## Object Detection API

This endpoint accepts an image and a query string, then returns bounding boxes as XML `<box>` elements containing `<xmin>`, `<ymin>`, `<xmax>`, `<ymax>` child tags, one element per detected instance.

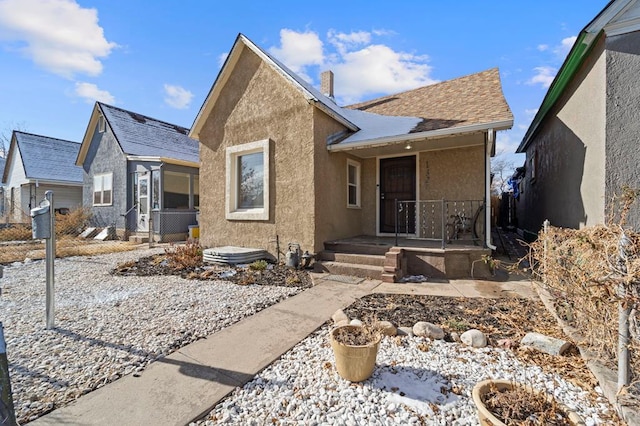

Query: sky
<box><xmin>0</xmin><ymin>0</ymin><xmax>610</xmax><ymax>176</ymax></box>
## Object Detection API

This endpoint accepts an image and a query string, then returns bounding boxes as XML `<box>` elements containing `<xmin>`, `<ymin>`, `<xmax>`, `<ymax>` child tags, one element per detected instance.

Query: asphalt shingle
<box><xmin>99</xmin><ymin>103</ymin><xmax>199</xmax><ymax>163</ymax></box>
<box><xmin>15</xmin><ymin>132</ymin><xmax>82</xmax><ymax>183</ymax></box>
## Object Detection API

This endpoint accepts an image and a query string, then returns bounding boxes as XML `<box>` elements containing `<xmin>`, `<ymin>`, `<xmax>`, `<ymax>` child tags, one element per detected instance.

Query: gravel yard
<box><xmin>0</xmin><ymin>247</ymin><xmax>302</xmax><ymax>424</ymax></box>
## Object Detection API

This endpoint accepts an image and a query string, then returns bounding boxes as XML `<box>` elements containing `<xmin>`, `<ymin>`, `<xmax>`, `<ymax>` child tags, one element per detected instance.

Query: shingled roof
<box><xmin>3</xmin><ymin>131</ymin><xmax>82</xmax><ymax>184</ymax></box>
<box><xmin>347</xmin><ymin>68</ymin><xmax>513</xmax><ymax>133</ymax></box>
<box><xmin>98</xmin><ymin>103</ymin><xmax>199</xmax><ymax>164</ymax></box>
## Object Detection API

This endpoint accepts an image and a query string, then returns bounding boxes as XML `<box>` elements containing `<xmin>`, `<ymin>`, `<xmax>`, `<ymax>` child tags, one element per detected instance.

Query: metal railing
<box><xmin>395</xmin><ymin>199</ymin><xmax>485</xmax><ymax>248</ymax></box>
<box><xmin>150</xmin><ymin>210</ymin><xmax>198</xmax><ymax>243</ymax></box>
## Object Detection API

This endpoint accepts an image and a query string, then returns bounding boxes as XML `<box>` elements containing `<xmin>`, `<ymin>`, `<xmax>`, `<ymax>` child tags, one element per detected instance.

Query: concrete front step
<box><xmin>318</xmin><ymin>251</ymin><xmax>385</xmax><ymax>267</ymax></box>
<box><xmin>323</xmin><ymin>241</ymin><xmax>389</xmax><ymax>256</ymax></box>
<box><xmin>129</xmin><ymin>235</ymin><xmax>149</xmax><ymax>244</ymax></box>
<box><xmin>314</xmin><ymin>261</ymin><xmax>383</xmax><ymax>280</ymax></box>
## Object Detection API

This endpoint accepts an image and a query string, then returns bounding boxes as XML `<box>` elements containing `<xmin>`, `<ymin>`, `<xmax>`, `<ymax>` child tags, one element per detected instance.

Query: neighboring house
<box><xmin>2</xmin><ymin>131</ymin><xmax>83</xmax><ymax>223</ymax></box>
<box><xmin>190</xmin><ymin>34</ymin><xmax>513</xmax><ymax>280</ymax></box>
<box><xmin>76</xmin><ymin>102</ymin><xmax>199</xmax><ymax>242</ymax></box>
<box><xmin>516</xmin><ymin>0</ymin><xmax>640</xmax><ymax>237</ymax></box>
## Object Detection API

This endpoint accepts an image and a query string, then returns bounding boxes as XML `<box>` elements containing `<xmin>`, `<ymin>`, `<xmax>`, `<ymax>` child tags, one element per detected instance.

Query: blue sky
<box><xmin>0</xmin><ymin>0</ymin><xmax>608</xmax><ymax>173</ymax></box>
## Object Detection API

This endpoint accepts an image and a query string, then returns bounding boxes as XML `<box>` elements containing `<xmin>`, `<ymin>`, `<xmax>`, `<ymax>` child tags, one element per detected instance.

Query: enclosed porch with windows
<box><xmin>125</xmin><ymin>161</ymin><xmax>199</xmax><ymax>242</ymax></box>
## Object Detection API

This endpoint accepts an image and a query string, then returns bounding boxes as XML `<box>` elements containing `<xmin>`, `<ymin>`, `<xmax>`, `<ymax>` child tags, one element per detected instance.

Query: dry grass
<box><xmin>0</xmin><ymin>240</ymin><xmax>137</xmax><ymax>264</ymax></box>
<box><xmin>332</xmin><ymin>325</ymin><xmax>382</xmax><ymax>346</ymax></box>
<box><xmin>164</xmin><ymin>239</ymin><xmax>202</xmax><ymax>270</ymax></box>
<box><xmin>525</xmin><ymin>187</ymin><xmax>640</xmax><ymax>379</ymax></box>
<box><xmin>482</xmin><ymin>381</ymin><xmax>573</xmax><ymax>425</ymax></box>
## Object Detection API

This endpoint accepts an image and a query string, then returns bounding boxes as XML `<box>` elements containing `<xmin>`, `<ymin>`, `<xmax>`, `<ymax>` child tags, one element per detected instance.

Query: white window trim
<box><xmin>98</xmin><ymin>115</ymin><xmax>106</xmax><ymax>133</ymax></box>
<box><xmin>347</xmin><ymin>159</ymin><xmax>361</xmax><ymax>208</ymax></box>
<box><xmin>93</xmin><ymin>172</ymin><xmax>113</xmax><ymax>206</ymax></box>
<box><xmin>225</xmin><ymin>139</ymin><xmax>270</xmax><ymax>220</ymax></box>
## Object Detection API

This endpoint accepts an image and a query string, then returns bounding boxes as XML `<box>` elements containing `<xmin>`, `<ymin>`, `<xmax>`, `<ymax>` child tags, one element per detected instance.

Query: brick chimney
<box><xmin>321</xmin><ymin>70</ymin><xmax>334</xmax><ymax>99</ymax></box>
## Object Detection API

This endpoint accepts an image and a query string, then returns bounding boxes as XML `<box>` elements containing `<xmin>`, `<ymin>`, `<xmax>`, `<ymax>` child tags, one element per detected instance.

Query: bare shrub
<box><xmin>55</xmin><ymin>207</ymin><xmax>92</xmax><ymax>237</ymax></box>
<box><xmin>164</xmin><ymin>239</ymin><xmax>203</xmax><ymax>270</ymax></box>
<box><xmin>526</xmin><ymin>186</ymin><xmax>640</xmax><ymax>376</ymax></box>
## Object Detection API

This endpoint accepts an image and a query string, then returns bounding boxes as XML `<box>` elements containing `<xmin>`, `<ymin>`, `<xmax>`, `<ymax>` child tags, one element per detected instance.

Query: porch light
<box><xmin>405</xmin><ymin>142</ymin><xmax>412</xmax><ymax>150</ymax></box>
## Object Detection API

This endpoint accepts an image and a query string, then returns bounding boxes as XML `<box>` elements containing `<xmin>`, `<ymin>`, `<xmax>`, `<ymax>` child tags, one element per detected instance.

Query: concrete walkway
<box><xmin>30</xmin><ymin>274</ymin><xmax>537</xmax><ymax>426</ymax></box>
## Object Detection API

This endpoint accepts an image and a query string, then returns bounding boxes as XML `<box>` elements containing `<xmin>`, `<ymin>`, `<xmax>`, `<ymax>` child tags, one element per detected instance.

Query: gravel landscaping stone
<box><xmin>0</xmin><ymin>247</ymin><xmax>301</xmax><ymax>424</ymax></box>
<box><xmin>191</xmin><ymin>326</ymin><xmax>616</xmax><ymax>425</ymax></box>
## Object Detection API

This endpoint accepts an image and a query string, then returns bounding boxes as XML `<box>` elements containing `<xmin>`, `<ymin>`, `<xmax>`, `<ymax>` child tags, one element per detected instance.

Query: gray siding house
<box><xmin>516</xmin><ymin>0</ymin><xmax>640</xmax><ymax>237</ymax></box>
<box><xmin>76</xmin><ymin>102</ymin><xmax>199</xmax><ymax>241</ymax></box>
<box><xmin>2</xmin><ymin>131</ymin><xmax>83</xmax><ymax>223</ymax></box>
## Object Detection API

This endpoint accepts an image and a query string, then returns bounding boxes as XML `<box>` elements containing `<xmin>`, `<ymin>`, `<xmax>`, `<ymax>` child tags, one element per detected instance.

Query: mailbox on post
<box><xmin>31</xmin><ymin>201</ymin><xmax>51</xmax><ymax>240</ymax></box>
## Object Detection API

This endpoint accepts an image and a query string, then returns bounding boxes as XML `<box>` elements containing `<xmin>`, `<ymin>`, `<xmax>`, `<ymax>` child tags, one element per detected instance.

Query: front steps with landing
<box><xmin>314</xmin><ymin>237</ymin><xmax>493</xmax><ymax>282</ymax></box>
<box><xmin>314</xmin><ymin>240</ymin><xmax>387</xmax><ymax>280</ymax></box>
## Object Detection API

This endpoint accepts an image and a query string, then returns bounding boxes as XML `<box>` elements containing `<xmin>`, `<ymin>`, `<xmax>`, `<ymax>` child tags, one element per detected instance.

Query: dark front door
<box><xmin>379</xmin><ymin>156</ymin><xmax>416</xmax><ymax>234</ymax></box>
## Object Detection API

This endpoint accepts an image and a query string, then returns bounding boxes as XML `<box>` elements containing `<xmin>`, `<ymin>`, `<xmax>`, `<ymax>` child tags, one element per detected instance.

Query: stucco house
<box><xmin>190</xmin><ymin>34</ymin><xmax>513</xmax><ymax>280</ymax></box>
<box><xmin>516</xmin><ymin>0</ymin><xmax>640</xmax><ymax>237</ymax></box>
<box><xmin>76</xmin><ymin>102</ymin><xmax>200</xmax><ymax>242</ymax></box>
<box><xmin>2</xmin><ymin>131</ymin><xmax>83</xmax><ymax>223</ymax></box>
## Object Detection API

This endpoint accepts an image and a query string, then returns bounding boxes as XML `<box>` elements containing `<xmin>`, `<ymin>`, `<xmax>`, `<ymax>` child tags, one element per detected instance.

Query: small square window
<box><xmin>226</xmin><ymin>140</ymin><xmax>270</xmax><ymax>220</ymax></box>
<box><xmin>98</xmin><ymin>115</ymin><xmax>106</xmax><ymax>133</ymax></box>
<box><xmin>347</xmin><ymin>159</ymin><xmax>361</xmax><ymax>208</ymax></box>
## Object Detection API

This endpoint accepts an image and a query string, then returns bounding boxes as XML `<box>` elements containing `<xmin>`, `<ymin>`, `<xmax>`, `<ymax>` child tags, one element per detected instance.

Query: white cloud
<box><xmin>554</xmin><ymin>36</ymin><xmax>577</xmax><ymax>57</ymax></box>
<box><xmin>163</xmin><ymin>84</ymin><xmax>193</xmax><ymax>109</ymax></box>
<box><xmin>537</xmin><ymin>44</ymin><xmax>549</xmax><ymax>52</ymax></box>
<box><xmin>524</xmin><ymin>108</ymin><xmax>538</xmax><ymax>118</ymax></box>
<box><xmin>269</xmin><ymin>28</ymin><xmax>437</xmax><ymax>104</ymax></box>
<box><xmin>0</xmin><ymin>0</ymin><xmax>117</xmax><ymax>78</ymax></box>
<box><xmin>327</xmin><ymin>29</ymin><xmax>371</xmax><ymax>54</ymax></box>
<box><xmin>330</xmin><ymin>45</ymin><xmax>437</xmax><ymax>103</ymax></box>
<box><xmin>74</xmin><ymin>82</ymin><xmax>114</xmax><ymax>104</ymax></box>
<box><xmin>268</xmin><ymin>29</ymin><xmax>323</xmax><ymax>80</ymax></box>
<box><xmin>527</xmin><ymin>66</ymin><xmax>556</xmax><ymax>88</ymax></box>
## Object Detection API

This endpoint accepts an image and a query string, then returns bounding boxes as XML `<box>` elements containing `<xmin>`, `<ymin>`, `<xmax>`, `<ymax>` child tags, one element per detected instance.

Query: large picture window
<box><xmin>226</xmin><ymin>139</ymin><xmax>270</xmax><ymax>220</ymax></box>
<box><xmin>93</xmin><ymin>173</ymin><xmax>113</xmax><ymax>206</ymax></box>
<box><xmin>347</xmin><ymin>159</ymin><xmax>361</xmax><ymax>208</ymax></box>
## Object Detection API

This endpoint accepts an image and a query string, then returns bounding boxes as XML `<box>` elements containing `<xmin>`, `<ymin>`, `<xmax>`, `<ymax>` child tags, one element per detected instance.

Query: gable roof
<box><xmin>77</xmin><ymin>102</ymin><xmax>199</xmax><ymax>167</ymax></box>
<box><xmin>517</xmin><ymin>0</ymin><xmax>637</xmax><ymax>153</ymax></box>
<box><xmin>3</xmin><ymin>131</ymin><xmax>82</xmax><ymax>184</ymax></box>
<box><xmin>190</xmin><ymin>34</ymin><xmax>513</xmax><ymax>151</ymax></box>
<box><xmin>190</xmin><ymin>33</ymin><xmax>359</xmax><ymax>140</ymax></box>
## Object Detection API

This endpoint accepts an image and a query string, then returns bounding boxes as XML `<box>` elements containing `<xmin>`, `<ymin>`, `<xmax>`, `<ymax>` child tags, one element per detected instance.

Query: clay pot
<box><xmin>330</xmin><ymin>325</ymin><xmax>381</xmax><ymax>382</ymax></box>
<box><xmin>472</xmin><ymin>379</ymin><xmax>585</xmax><ymax>426</ymax></box>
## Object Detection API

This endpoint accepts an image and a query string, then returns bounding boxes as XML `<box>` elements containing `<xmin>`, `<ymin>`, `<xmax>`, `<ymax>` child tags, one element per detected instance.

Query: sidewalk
<box><xmin>29</xmin><ymin>273</ymin><xmax>537</xmax><ymax>426</ymax></box>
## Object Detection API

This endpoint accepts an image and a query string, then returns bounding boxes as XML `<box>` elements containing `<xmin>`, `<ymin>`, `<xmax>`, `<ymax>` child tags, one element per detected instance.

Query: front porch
<box><xmin>314</xmin><ymin>235</ymin><xmax>493</xmax><ymax>282</ymax></box>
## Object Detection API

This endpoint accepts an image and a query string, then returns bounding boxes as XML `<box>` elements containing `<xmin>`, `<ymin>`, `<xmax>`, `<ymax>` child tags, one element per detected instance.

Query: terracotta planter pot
<box><xmin>330</xmin><ymin>325</ymin><xmax>381</xmax><ymax>382</ymax></box>
<box><xmin>472</xmin><ymin>379</ymin><xmax>585</xmax><ymax>426</ymax></box>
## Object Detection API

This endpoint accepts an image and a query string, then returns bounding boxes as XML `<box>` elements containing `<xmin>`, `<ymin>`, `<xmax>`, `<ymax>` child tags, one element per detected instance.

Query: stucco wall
<box><xmin>605</xmin><ymin>31</ymin><xmax>640</xmax><ymax>230</ymax></box>
<box><xmin>418</xmin><ymin>142</ymin><xmax>484</xmax><ymax>201</ymax></box>
<box><xmin>198</xmin><ymin>45</ymin><xmax>322</xmax><ymax>256</ymax></box>
<box><xmin>82</xmin><ymin>124</ymin><xmax>128</xmax><ymax>228</ymax></box>
<box><xmin>312</xmin><ymin>109</ymin><xmax>361</xmax><ymax>250</ymax></box>
<box><xmin>520</xmin><ymin>36</ymin><xmax>606</xmax><ymax>234</ymax></box>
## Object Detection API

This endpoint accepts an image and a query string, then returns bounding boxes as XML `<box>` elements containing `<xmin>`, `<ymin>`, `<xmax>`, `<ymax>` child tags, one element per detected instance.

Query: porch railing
<box><xmin>395</xmin><ymin>199</ymin><xmax>485</xmax><ymax>248</ymax></box>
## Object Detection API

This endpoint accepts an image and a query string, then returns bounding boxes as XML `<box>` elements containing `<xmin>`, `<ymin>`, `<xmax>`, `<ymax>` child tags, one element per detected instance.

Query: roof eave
<box><xmin>126</xmin><ymin>155</ymin><xmax>199</xmax><ymax>168</ymax></box>
<box><xmin>26</xmin><ymin>178</ymin><xmax>83</xmax><ymax>186</ymax></box>
<box><xmin>517</xmin><ymin>0</ymin><xmax>634</xmax><ymax>153</ymax></box>
<box><xmin>328</xmin><ymin>119</ymin><xmax>513</xmax><ymax>153</ymax></box>
<box><xmin>76</xmin><ymin>103</ymin><xmax>102</xmax><ymax>166</ymax></box>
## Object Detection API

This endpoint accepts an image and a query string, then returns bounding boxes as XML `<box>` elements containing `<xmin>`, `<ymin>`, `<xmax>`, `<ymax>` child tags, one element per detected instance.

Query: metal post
<box><xmin>148</xmin><ymin>214</ymin><xmax>153</xmax><ymax>249</ymax></box>
<box><xmin>441</xmin><ymin>200</ymin><xmax>446</xmax><ymax>249</ymax></box>
<box><xmin>45</xmin><ymin>191</ymin><xmax>55</xmax><ymax>330</ymax></box>
<box><xmin>394</xmin><ymin>199</ymin><xmax>399</xmax><ymax>246</ymax></box>
<box><xmin>618</xmin><ymin>232</ymin><xmax>631</xmax><ymax>391</ymax></box>
<box><xmin>0</xmin><ymin>323</ymin><xmax>17</xmax><ymax>426</ymax></box>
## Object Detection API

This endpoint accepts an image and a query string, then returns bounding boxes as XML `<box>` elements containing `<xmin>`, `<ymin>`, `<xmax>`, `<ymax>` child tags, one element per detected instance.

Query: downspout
<box><xmin>485</xmin><ymin>130</ymin><xmax>497</xmax><ymax>250</ymax></box>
